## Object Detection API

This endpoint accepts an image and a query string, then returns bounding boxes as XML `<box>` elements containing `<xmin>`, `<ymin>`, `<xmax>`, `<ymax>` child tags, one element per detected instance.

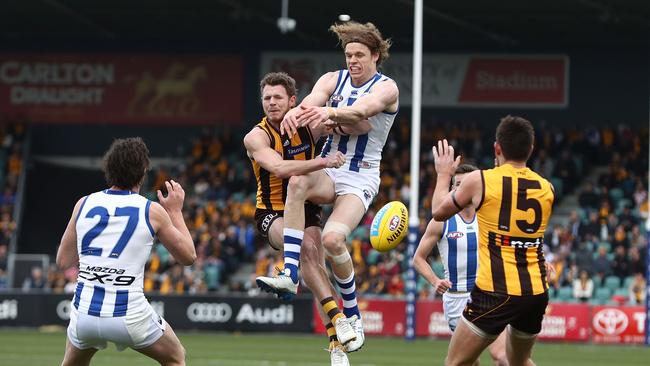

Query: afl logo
<box><xmin>447</xmin><ymin>231</ymin><xmax>464</xmax><ymax>239</ymax></box>
<box><xmin>330</xmin><ymin>94</ymin><xmax>344</xmax><ymax>103</ymax></box>
<box><xmin>593</xmin><ymin>308</ymin><xmax>628</xmax><ymax>335</ymax></box>
<box><xmin>388</xmin><ymin>215</ymin><xmax>401</xmax><ymax>231</ymax></box>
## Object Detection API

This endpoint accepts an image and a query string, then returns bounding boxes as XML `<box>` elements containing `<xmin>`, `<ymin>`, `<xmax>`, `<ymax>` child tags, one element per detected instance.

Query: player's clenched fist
<box><xmin>323</xmin><ymin>151</ymin><xmax>346</xmax><ymax>168</ymax></box>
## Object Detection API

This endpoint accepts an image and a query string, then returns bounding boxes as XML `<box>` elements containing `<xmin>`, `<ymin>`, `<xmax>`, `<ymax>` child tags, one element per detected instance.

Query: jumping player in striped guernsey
<box><xmin>414</xmin><ymin>164</ymin><xmax>517</xmax><ymax>366</ymax></box>
<box><xmin>432</xmin><ymin>116</ymin><xmax>553</xmax><ymax>366</ymax></box>
<box><xmin>57</xmin><ymin>138</ymin><xmax>196</xmax><ymax>366</ymax></box>
<box><xmin>256</xmin><ymin>21</ymin><xmax>399</xmax><ymax>353</ymax></box>
<box><xmin>246</xmin><ymin>72</ymin><xmax>373</xmax><ymax>365</ymax></box>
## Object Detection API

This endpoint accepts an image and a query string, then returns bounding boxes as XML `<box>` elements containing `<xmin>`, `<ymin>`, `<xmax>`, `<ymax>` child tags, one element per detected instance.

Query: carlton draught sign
<box><xmin>0</xmin><ymin>54</ymin><xmax>243</xmax><ymax>123</ymax></box>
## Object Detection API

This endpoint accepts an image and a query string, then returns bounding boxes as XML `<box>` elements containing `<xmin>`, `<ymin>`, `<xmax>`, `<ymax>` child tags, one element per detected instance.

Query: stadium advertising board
<box><xmin>313</xmin><ymin>298</ymin><xmax>407</xmax><ymax>336</ymax></box>
<box><xmin>0</xmin><ymin>293</ymin><xmax>312</xmax><ymax>332</ymax></box>
<box><xmin>538</xmin><ymin>303</ymin><xmax>590</xmax><ymax>342</ymax></box>
<box><xmin>0</xmin><ymin>54</ymin><xmax>243</xmax><ymax>123</ymax></box>
<box><xmin>591</xmin><ymin>306</ymin><xmax>646</xmax><ymax>344</ymax></box>
<box><xmin>261</xmin><ymin>53</ymin><xmax>568</xmax><ymax>108</ymax></box>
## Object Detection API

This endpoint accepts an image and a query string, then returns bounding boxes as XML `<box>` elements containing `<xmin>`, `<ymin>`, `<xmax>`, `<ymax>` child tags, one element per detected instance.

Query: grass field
<box><xmin>0</xmin><ymin>329</ymin><xmax>647</xmax><ymax>365</ymax></box>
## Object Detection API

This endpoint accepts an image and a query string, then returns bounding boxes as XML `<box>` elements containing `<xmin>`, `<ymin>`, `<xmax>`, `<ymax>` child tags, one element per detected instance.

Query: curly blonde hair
<box><xmin>329</xmin><ymin>22</ymin><xmax>391</xmax><ymax>67</ymax></box>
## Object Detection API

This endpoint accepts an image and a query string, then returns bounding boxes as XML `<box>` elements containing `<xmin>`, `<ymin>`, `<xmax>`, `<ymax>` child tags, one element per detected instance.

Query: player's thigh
<box><xmin>505</xmin><ymin>327</ymin><xmax>537</xmax><ymax>366</ymax></box>
<box><xmin>328</xmin><ymin>194</ymin><xmax>367</xmax><ymax>232</ymax></box>
<box><xmin>267</xmin><ymin>216</ymin><xmax>285</xmax><ymax>250</ymax></box>
<box><xmin>487</xmin><ymin>330</ymin><xmax>508</xmax><ymax>364</ymax></box>
<box><xmin>135</xmin><ymin>323</ymin><xmax>186</xmax><ymax>365</ymax></box>
<box><xmin>288</xmin><ymin>171</ymin><xmax>336</xmax><ymax>204</ymax></box>
<box><xmin>61</xmin><ymin>338</ymin><xmax>98</xmax><ymax>366</ymax></box>
<box><xmin>445</xmin><ymin>318</ymin><xmax>494</xmax><ymax>366</ymax></box>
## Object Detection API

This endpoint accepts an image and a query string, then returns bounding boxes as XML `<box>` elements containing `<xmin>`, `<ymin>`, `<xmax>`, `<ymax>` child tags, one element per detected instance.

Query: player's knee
<box><xmin>287</xmin><ymin>175</ymin><xmax>309</xmax><ymax>197</ymax></box>
<box><xmin>490</xmin><ymin>351</ymin><xmax>508</xmax><ymax>366</ymax></box>
<box><xmin>322</xmin><ymin>232</ymin><xmax>345</xmax><ymax>254</ymax></box>
<box><xmin>300</xmin><ymin>240</ymin><xmax>319</xmax><ymax>264</ymax></box>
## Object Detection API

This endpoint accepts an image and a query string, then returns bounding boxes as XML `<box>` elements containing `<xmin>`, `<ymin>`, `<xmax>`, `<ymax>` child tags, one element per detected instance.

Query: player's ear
<box><xmin>372</xmin><ymin>52</ymin><xmax>379</xmax><ymax>63</ymax></box>
<box><xmin>289</xmin><ymin>95</ymin><xmax>296</xmax><ymax>107</ymax></box>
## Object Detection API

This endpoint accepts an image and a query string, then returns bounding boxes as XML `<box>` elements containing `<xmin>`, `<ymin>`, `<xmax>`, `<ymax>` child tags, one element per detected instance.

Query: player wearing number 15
<box><xmin>431</xmin><ymin>116</ymin><xmax>554</xmax><ymax>366</ymax></box>
<box><xmin>56</xmin><ymin>137</ymin><xmax>196</xmax><ymax>366</ymax></box>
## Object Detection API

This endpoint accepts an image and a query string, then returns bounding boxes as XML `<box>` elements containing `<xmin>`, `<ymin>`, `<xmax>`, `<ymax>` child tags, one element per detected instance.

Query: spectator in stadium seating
<box><xmin>628</xmin><ymin>246</ymin><xmax>646</xmax><ymax>277</ymax></box>
<box><xmin>628</xmin><ymin>272</ymin><xmax>647</xmax><ymax>305</ymax></box>
<box><xmin>611</xmin><ymin>245</ymin><xmax>629</xmax><ymax>281</ymax></box>
<box><xmin>567</xmin><ymin>210</ymin><xmax>583</xmax><ymax>242</ymax></box>
<box><xmin>22</xmin><ymin>266</ymin><xmax>47</xmax><ymax>292</ymax></box>
<box><xmin>618</xmin><ymin>205</ymin><xmax>638</xmax><ymax>232</ymax></box>
<box><xmin>578</xmin><ymin>181</ymin><xmax>600</xmax><ymax>210</ymax></box>
<box><xmin>592</xmin><ymin>245</ymin><xmax>612</xmax><ymax>286</ymax></box>
<box><xmin>574</xmin><ymin>239</ymin><xmax>595</xmax><ymax>276</ymax></box>
<box><xmin>611</xmin><ymin>225</ymin><xmax>630</xmax><ymax>249</ymax></box>
<box><xmin>572</xmin><ymin>270</ymin><xmax>594</xmax><ymax>303</ymax></box>
<box><xmin>582</xmin><ymin>212</ymin><xmax>601</xmax><ymax>239</ymax></box>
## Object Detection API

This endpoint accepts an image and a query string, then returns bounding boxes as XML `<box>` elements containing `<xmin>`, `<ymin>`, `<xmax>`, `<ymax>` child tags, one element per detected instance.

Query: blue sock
<box><xmin>334</xmin><ymin>271</ymin><xmax>360</xmax><ymax>318</ymax></box>
<box><xmin>283</xmin><ymin>228</ymin><xmax>303</xmax><ymax>284</ymax></box>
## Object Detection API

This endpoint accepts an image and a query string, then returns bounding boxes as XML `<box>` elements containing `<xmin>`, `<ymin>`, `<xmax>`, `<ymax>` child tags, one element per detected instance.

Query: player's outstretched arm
<box><xmin>281</xmin><ymin>71</ymin><xmax>338</xmax><ymax>137</ymax></box>
<box><xmin>431</xmin><ymin>139</ymin><xmax>482</xmax><ymax>221</ymax></box>
<box><xmin>412</xmin><ymin>219</ymin><xmax>452</xmax><ymax>294</ymax></box>
<box><xmin>297</xmin><ymin>79</ymin><xmax>398</xmax><ymax>129</ymax></box>
<box><xmin>244</xmin><ymin>128</ymin><xmax>345</xmax><ymax>179</ymax></box>
<box><xmin>151</xmin><ymin>180</ymin><xmax>196</xmax><ymax>266</ymax></box>
<box><xmin>56</xmin><ymin>196</ymin><xmax>85</xmax><ymax>269</ymax></box>
<box><xmin>311</xmin><ymin>118</ymin><xmax>373</xmax><ymax>140</ymax></box>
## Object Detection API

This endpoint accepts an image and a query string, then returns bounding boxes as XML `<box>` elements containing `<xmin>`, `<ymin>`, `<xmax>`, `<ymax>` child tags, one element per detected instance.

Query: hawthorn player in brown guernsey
<box><xmin>244</xmin><ymin>72</ymin><xmax>371</xmax><ymax>365</ymax></box>
<box><xmin>431</xmin><ymin>116</ymin><xmax>553</xmax><ymax>366</ymax></box>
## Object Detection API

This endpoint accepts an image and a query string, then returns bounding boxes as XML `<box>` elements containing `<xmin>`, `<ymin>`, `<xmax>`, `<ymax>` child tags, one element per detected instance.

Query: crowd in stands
<box><xmin>0</xmin><ymin>123</ymin><xmax>24</xmax><ymax>290</ymax></box>
<box><xmin>12</xmin><ymin>120</ymin><xmax>650</xmax><ymax>306</ymax></box>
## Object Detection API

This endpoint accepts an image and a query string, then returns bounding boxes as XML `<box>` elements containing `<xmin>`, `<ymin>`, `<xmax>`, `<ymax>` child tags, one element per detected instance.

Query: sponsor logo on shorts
<box><xmin>363</xmin><ymin>189</ymin><xmax>372</xmax><ymax>202</ymax></box>
<box><xmin>261</xmin><ymin>212</ymin><xmax>279</xmax><ymax>233</ymax></box>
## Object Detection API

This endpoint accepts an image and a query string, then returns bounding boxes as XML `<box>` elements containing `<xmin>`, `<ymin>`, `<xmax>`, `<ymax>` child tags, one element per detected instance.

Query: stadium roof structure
<box><xmin>1</xmin><ymin>0</ymin><xmax>648</xmax><ymax>50</ymax></box>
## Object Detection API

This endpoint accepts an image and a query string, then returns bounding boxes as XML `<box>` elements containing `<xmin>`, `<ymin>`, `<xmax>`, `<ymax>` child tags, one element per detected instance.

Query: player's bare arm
<box><xmin>298</xmin><ymin>79</ymin><xmax>398</xmax><ymax>130</ymax></box>
<box><xmin>431</xmin><ymin>139</ymin><xmax>482</xmax><ymax>221</ymax></box>
<box><xmin>310</xmin><ymin>118</ymin><xmax>373</xmax><ymax>141</ymax></box>
<box><xmin>281</xmin><ymin>71</ymin><xmax>338</xmax><ymax>137</ymax></box>
<box><xmin>244</xmin><ymin>127</ymin><xmax>345</xmax><ymax>178</ymax></box>
<box><xmin>56</xmin><ymin>196</ymin><xmax>85</xmax><ymax>270</ymax></box>
<box><xmin>150</xmin><ymin>180</ymin><xmax>196</xmax><ymax>266</ymax></box>
<box><xmin>412</xmin><ymin>219</ymin><xmax>453</xmax><ymax>294</ymax></box>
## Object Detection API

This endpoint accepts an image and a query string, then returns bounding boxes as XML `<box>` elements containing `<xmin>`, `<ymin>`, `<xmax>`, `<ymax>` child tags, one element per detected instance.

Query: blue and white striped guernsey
<box><xmin>438</xmin><ymin>213</ymin><xmax>479</xmax><ymax>293</ymax></box>
<box><xmin>321</xmin><ymin>69</ymin><xmax>398</xmax><ymax>175</ymax></box>
<box><xmin>72</xmin><ymin>189</ymin><xmax>155</xmax><ymax>317</ymax></box>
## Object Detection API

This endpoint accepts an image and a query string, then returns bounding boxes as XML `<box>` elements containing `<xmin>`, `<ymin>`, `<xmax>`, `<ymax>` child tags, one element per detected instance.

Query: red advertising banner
<box><xmin>313</xmin><ymin>298</ymin><xmax>407</xmax><ymax>336</ymax></box>
<box><xmin>458</xmin><ymin>56</ymin><xmax>568</xmax><ymax>107</ymax></box>
<box><xmin>0</xmin><ymin>54</ymin><xmax>243</xmax><ymax>124</ymax></box>
<box><xmin>415</xmin><ymin>300</ymin><xmax>451</xmax><ymax>337</ymax></box>
<box><xmin>538</xmin><ymin>303</ymin><xmax>590</xmax><ymax>342</ymax></box>
<box><xmin>592</xmin><ymin>306</ymin><xmax>646</xmax><ymax>344</ymax></box>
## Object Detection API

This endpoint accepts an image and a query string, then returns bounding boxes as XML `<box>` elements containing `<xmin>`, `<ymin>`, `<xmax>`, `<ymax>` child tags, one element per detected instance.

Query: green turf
<box><xmin>0</xmin><ymin>329</ymin><xmax>647</xmax><ymax>365</ymax></box>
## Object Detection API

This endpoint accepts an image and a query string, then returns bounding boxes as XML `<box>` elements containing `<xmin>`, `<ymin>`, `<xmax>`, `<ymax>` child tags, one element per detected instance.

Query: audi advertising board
<box><xmin>0</xmin><ymin>293</ymin><xmax>313</xmax><ymax>332</ymax></box>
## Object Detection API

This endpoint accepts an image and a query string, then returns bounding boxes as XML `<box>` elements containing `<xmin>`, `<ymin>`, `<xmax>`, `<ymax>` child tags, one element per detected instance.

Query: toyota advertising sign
<box><xmin>592</xmin><ymin>306</ymin><xmax>646</xmax><ymax>344</ymax></box>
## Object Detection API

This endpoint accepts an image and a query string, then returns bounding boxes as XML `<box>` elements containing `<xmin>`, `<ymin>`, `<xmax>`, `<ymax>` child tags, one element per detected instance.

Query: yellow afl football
<box><xmin>369</xmin><ymin>201</ymin><xmax>408</xmax><ymax>252</ymax></box>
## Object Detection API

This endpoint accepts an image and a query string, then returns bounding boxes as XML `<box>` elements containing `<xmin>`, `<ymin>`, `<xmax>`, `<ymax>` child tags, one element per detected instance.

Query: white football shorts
<box><xmin>324</xmin><ymin>168</ymin><xmax>380</xmax><ymax>211</ymax></box>
<box><xmin>443</xmin><ymin>291</ymin><xmax>471</xmax><ymax>332</ymax></box>
<box><xmin>67</xmin><ymin>302</ymin><xmax>166</xmax><ymax>351</ymax></box>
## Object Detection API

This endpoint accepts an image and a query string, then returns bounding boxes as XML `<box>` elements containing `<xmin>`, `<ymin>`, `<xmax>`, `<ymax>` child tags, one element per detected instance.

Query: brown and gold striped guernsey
<box><xmin>476</xmin><ymin>164</ymin><xmax>554</xmax><ymax>296</ymax></box>
<box><xmin>250</xmin><ymin>117</ymin><xmax>315</xmax><ymax>210</ymax></box>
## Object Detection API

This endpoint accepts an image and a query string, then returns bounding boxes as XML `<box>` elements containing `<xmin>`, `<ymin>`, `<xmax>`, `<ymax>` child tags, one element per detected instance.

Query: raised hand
<box><xmin>432</xmin><ymin>139</ymin><xmax>461</xmax><ymax>177</ymax></box>
<box><xmin>157</xmin><ymin>180</ymin><xmax>185</xmax><ymax>212</ymax></box>
<box><xmin>280</xmin><ymin>107</ymin><xmax>300</xmax><ymax>138</ymax></box>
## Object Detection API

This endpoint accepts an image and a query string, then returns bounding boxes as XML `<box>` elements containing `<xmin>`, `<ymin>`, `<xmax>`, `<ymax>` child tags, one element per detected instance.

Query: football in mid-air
<box><xmin>369</xmin><ymin>201</ymin><xmax>409</xmax><ymax>252</ymax></box>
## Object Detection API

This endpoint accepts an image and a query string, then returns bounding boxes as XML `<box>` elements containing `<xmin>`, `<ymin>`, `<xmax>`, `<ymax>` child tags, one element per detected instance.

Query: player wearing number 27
<box><xmin>57</xmin><ymin>138</ymin><xmax>196</xmax><ymax>366</ymax></box>
<box><xmin>431</xmin><ymin>116</ymin><xmax>554</xmax><ymax>366</ymax></box>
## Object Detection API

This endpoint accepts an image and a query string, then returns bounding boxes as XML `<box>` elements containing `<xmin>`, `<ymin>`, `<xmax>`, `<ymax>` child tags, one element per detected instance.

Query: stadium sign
<box><xmin>592</xmin><ymin>306</ymin><xmax>646</xmax><ymax>344</ymax></box>
<box><xmin>261</xmin><ymin>52</ymin><xmax>568</xmax><ymax>108</ymax></box>
<box><xmin>0</xmin><ymin>54</ymin><xmax>243</xmax><ymax>123</ymax></box>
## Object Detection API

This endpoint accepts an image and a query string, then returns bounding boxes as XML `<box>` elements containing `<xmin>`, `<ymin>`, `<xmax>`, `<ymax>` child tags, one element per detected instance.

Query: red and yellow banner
<box><xmin>0</xmin><ymin>54</ymin><xmax>243</xmax><ymax>123</ymax></box>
